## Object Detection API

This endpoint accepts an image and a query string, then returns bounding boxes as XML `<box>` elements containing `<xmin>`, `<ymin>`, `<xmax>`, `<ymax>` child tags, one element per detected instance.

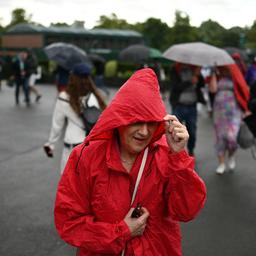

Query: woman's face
<box><xmin>118</xmin><ymin>122</ymin><xmax>158</xmax><ymax>155</ymax></box>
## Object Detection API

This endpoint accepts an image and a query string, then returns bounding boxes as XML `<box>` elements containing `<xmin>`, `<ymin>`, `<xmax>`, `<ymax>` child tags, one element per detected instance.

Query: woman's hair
<box><xmin>66</xmin><ymin>74</ymin><xmax>92</xmax><ymax>115</ymax></box>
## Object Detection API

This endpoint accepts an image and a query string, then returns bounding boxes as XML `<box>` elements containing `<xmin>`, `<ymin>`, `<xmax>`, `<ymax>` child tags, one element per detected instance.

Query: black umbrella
<box><xmin>88</xmin><ymin>53</ymin><xmax>106</xmax><ymax>64</ymax></box>
<box><xmin>88</xmin><ymin>54</ymin><xmax>106</xmax><ymax>76</ymax></box>
<box><xmin>119</xmin><ymin>44</ymin><xmax>163</xmax><ymax>63</ymax></box>
<box><xmin>44</xmin><ymin>42</ymin><xmax>93</xmax><ymax>70</ymax></box>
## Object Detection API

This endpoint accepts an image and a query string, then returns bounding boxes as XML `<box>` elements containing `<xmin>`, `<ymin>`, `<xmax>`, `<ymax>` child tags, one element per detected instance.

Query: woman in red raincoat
<box><xmin>54</xmin><ymin>68</ymin><xmax>206</xmax><ymax>256</ymax></box>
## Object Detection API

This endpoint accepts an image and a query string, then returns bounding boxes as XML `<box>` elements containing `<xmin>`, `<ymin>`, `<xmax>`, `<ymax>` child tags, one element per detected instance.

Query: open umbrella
<box><xmin>119</xmin><ymin>44</ymin><xmax>163</xmax><ymax>63</ymax></box>
<box><xmin>88</xmin><ymin>53</ymin><xmax>106</xmax><ymax>64</ymax></box>
<box><xmin>44</xmin><ymin>42</ymin><xmax>93</xmax><ymax>70</ymax></box>
<box><xmin>163</xmin><ymin>42</ymin><xmax>234</xmax><ymax>66</ymax></box>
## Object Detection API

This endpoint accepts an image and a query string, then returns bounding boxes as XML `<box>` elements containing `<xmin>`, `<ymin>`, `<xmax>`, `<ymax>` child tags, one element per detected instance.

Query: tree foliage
<box><xmin>198</xmin><ymin>20</ymin><xmax>225</xmax><ymax>46</ymax></box>
<box><xmin>246</xmin><ymin>21</ymin><xmax>256</xmax><ymax>49</ymax></box>
<box><xmin>170</xmin><ymin>11</ymin><xmax>199</xmax><ymax>44</ymax></box>
<box><xmin>72</xmin><ymin>20</ymin><xmax>85</xmax><ymax>28</ymax></box>
<box><xmin>94</xmin><ymin>13</ymin><xmax>132</xmax><ymax>30</ymax></box>
<box><xmin>136</xmin><ymin>18</ymin><xmax>171</xmax><ymax>51</ymax></box>
<box><xmin>50</xmin><ymin>22</ymin><xmax>69</xmax><ymax>27</ymax></box>
<box><xmin>7</xmin><ymin>8</ymin><xmax>32</xmax><ymax>28</ymax></box>
<box><xmin>3</xmin><ymin>8</ymin><xmax>256</xmax><ymax>51</ymax></box>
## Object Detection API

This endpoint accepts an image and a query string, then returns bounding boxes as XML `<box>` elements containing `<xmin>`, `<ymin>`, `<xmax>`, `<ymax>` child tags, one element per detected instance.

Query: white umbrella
<box><xmin>163</xmin><ymin>42</ymin><xmax>234</xmax><ymax>66</ymax></box>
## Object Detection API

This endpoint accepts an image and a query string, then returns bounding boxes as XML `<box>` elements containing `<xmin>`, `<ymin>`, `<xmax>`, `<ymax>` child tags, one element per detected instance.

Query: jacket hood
<box><xmin>85</xmin><ymin>68</ymin><xmax>167</xmax><ymax>144</ymax></box>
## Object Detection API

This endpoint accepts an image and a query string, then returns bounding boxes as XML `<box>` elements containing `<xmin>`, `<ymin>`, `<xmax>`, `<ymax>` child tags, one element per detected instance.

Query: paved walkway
<box><xmin>0</xmin><ymin>83</ymin><xmax>255</xmax><ymax>256</ymax></box>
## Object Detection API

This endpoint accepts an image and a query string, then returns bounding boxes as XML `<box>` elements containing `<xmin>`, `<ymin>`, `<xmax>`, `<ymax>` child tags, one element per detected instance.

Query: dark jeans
<box><xmin>15</xmin><ymin>77</ymin><xmax>30</xmax><ymax>104</ymax></box>
<box><xmin>173</xmin><ymin>104</ymin><xmax>198</xmax><ymax>154</ymax></box>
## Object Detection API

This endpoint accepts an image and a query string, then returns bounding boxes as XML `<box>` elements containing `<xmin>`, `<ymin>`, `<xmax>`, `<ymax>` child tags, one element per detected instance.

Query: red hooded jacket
<box><xmin>54</xmin><ymin>68</ymin><xmax>206</xmax><ymax>256</ymax></box>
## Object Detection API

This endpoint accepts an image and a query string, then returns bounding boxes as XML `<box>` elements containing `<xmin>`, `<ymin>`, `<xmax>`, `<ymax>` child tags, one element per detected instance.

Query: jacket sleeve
<box><xmin>164</xmin><ymin>150</ymin><xmax>206</xmax><ymax>222</ymax></box>
<box><xmin>54</xmin><ymin>147</ymin><xmax>131</xmax><ymax>254</ymax></box>
<box><xmin>45</xmin><ymin>99</ymin><xmax>66</xmax><ymax>149</ymax></box>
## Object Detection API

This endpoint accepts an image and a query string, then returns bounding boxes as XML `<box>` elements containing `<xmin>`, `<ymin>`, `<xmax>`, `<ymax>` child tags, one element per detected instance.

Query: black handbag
<box><xmin>237</xmin><ymin>121</ymin><xmax>254</xmax><ymax>149</ymax></box>
<box><xmin>243</xmin><ymin>113</ymin><xmax>256</xmax><ymax>138</ymax></box>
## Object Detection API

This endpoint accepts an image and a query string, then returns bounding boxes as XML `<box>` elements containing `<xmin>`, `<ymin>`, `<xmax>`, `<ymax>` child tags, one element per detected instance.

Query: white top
<box><xmin>45</xmin><ymin>91</ymin><xmax>99</xmax><ymax>150</ymax></box>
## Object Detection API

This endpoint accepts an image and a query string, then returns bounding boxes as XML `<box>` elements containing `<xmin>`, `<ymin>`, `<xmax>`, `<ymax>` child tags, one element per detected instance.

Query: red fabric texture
<box><xmin>54</xmin><ymin>68</ymin><xmax>206</xmax><ymax>256</ymax></box>
<box><xmin>228</xmin><ymin>64</ymin><xmax>250</xmax><ymax>111</ymax></box>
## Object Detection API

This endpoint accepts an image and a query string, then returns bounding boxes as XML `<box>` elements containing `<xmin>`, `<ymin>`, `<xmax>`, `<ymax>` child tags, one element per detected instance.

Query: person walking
<box><xmin>43</xmin><ymin>63</ymin><xmax>106</xmax><ymax>173</ymax></box>
<box><xmin>54</xmin><ymin>68</ymin><xmax>206</xmax><ymax>256</ymax></box>
<box><xmin>12</xmin><ymin>51</ymin><xmax>30</xmax><ymax>105</ymax></box>
<box><xmin>26</xmin><ymin>50</ymin><xmax>42</xmax><ymax>102</ymax></box>
<box><xmin>169</xmin><ymin>62</ymin><xmax>206</xmax><ymax>156</ymax></box>
<box><xmin>209</xmin><ymin>64</ymin><xmax>250</xmax><ymax>174</ymax></box>
<box><xmin>245</xmin><ymin>56</ymin><xmax>256</xmax><ymax>87</ymax></box>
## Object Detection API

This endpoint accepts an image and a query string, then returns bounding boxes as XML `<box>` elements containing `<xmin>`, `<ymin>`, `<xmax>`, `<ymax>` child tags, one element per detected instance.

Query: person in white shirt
<box><xmin>44</xmin><ymin>63</ymin><xmax>107</xmax><ymax>173</ymax></box>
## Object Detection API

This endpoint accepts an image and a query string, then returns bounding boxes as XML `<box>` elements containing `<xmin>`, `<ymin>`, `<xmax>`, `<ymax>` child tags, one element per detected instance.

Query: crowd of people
<box><xmin>168</xmin><ymin>53</ymin><xmax>255</xmax><ymax>175</ymax></box>
<box><xmin>48</xmin><ymin>57</ymin><xmax>254</xmax><ymax>255</ymax></box>
<box><xmin>1</xmin><ymin>45</ymin><xmax>256</xmax><ymax>255</ymax></box>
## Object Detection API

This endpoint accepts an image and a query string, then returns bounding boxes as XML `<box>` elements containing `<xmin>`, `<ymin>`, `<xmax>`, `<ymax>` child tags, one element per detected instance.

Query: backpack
<box><xmin>80</xmin><ymin>95</ymin><xmax>101</xmax><ymax>135</ymax></box>
<box><xmin>58</xmin><ymin>93</ymin><xmax>101</xmax><ymax>135</ymax></box>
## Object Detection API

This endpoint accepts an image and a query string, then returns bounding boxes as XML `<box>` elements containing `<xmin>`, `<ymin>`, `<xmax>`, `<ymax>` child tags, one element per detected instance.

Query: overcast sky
<box><xmin>1</xmin><ymin>0</ymin><xmax>256</xmax><ymax>29</ymax></box>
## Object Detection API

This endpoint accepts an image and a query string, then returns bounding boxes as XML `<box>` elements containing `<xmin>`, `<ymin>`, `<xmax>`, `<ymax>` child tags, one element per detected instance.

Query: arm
<box><xmin>54</xmin><ymin>147</ymin><xmax>131</xmax><ymax>254</ymax></box>
<box><xmin>88</xmin><ymin>76</ymin><xmax>107</xmax><ymax>110</ymax></box>
<box><xmin>44</xmin><ymin>99</ymin><xmax>67</xmax><ymax>150</ymax></box>
<box><xmin>208</xmin><ymin>73</ymin><xmax>218</xmax><ymax>93</ymax></box>
<box><xmin>165</xmin><ymin>151</ymin><xmax>206</xmax><ymax>221</ymax></box>
<box><xmin>162</xmin><ymin>115</ymin><xmax>206</xmax><ymax>221</ymax></box>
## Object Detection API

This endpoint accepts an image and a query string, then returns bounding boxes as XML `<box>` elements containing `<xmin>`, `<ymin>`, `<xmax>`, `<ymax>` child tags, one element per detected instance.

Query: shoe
<box><xmin>216</xmin><ymin>163</ymin><xmax>226</xmax><ymax>174</ymax></box>
<box><xmin>35</xmin><ymin>95</ymin><xmax>42</xmax><ymax>102</ymax></box>
<box><xmin>228</xmin><ymin>156</ymin><xmax>236</xmax><ymax>170</ymax></box>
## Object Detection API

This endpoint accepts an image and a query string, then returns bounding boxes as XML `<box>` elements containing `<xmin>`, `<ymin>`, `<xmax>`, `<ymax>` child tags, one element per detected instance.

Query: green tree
<box><xmin>198</xmin><ymin>19</ymin><xmax>225</xmax><ymax>46</ymax></box>
<box><xmin>50</xmin><ymin>22</ymin><xmax>69</xmax><ymax>27</ymax></box>
<box><xmin>221</xmin><ymin>27</ymin><xmax>245</xmax><ymax>48</ymax></box>
<box><xmin>246</xmin><ymin>21</ymin><xmax>256</xmax><ymax>49</ymax></box>
<box><xmin>7</xmin><ymin>8</ymin><xmax>32</xmax><ymax>28</ymax></box>
<box><xmin>94</xmin><ymin>13</ymin><xmax>132</xmax><ymax>29</ymax></box>
<box><xmin>72</xmin><ymin>20</ymin><xmax>85</xmax><ymax>28</ymax></box>
<box><xmin>170</xmin><ymin>10</ymin><xmax>199</xmax><ymax>44</ymax></box>
<box><xmin>137</xmin><ymin>18</ymin><xmax>171</xmax><ymax>51</ymax></box>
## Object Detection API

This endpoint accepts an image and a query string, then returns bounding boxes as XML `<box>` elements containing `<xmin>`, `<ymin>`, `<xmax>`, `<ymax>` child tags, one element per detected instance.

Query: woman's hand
<box><xmin>163</xmin><ymin>114</ymin><xmax>189</xmax><ymax>153</ymax></box>
<box><xmin>243</xmin><ymin>110</ymin><xmax>252</xmax><ymax>118</ymax></box>
<box><xmin>124</xmin><ymin>207</ymin><xmax>149</xmax><ymax>237</ymax></box>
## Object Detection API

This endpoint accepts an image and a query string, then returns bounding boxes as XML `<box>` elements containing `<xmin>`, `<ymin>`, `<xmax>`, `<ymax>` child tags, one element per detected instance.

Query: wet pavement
<box><xmin>0</xmin><ymin>83</ymin><xmax>256</xmax><ymax>256</ymax></box>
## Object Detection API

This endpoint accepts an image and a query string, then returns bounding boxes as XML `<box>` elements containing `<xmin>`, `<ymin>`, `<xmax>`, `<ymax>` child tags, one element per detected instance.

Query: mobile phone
<box><xmin>131</xmin><ymin>203</ymin><xmax>143</xmax><ymax>218</ymax></box>
<box><xmin>44</xmin><ymin>145</ymin><xmax>53</xmax><ymax>158</ymax></box>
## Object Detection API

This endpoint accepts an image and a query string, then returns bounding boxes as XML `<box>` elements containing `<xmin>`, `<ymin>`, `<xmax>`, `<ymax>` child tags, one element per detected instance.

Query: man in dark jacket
<box><xmin>169</xmin><ymin>63</ymin><xmax>206</xmax><ymax>156</ymax></box>
<box><xmin>12</xmin><ymin>51</ymin><xmax>30</xmax><ymax>105</ymax></box>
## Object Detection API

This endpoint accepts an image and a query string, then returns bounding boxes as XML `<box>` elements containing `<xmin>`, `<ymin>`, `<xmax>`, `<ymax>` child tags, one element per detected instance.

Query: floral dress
<box><xmin>213</xmin><ymin>77</ymin><xmax>242</xmax><ymax>156</ymax></box>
